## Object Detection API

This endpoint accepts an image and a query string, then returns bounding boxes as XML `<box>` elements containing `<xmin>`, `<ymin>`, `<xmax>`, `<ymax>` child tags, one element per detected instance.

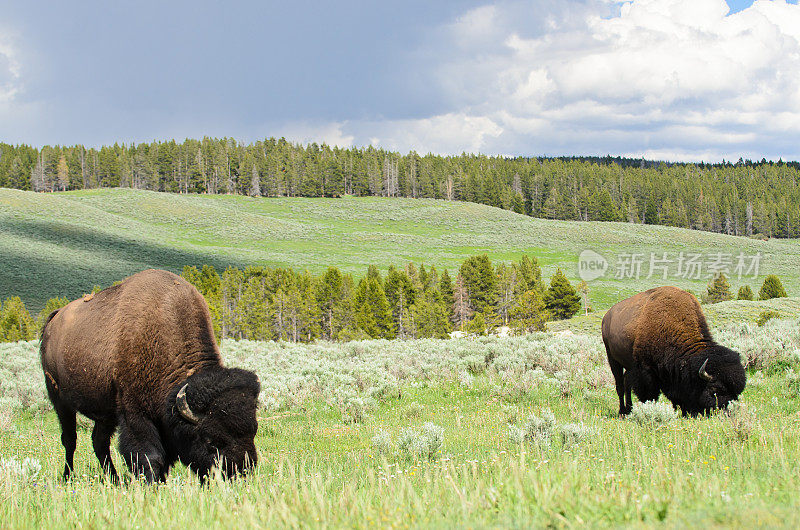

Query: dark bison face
<box><xmin>688</xmin><ymin>348</ymin><xmax>746</xmax><ymax>415</ymax></box>
<box><xmin>171</xmin><ymin>368</ymin><xmax>260</xmax><ymax>480</ymax></box>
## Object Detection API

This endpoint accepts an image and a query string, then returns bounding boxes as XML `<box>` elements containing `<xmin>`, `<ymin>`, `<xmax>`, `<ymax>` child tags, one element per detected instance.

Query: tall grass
<box><xmin>2</xmin><ymin>315</ymin><xmax>800</xmax><ymax>527</ymax></box>
<box><xmin>2</xmin><ymin>373</ymin><xmax>800</xmax><ymax>527</ymax></box>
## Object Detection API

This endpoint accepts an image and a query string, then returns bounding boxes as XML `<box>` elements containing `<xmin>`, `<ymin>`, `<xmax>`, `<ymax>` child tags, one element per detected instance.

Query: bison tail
<box><xmin>41</xmin><ymin>309</ymin><xmax>60</xmax><ymax>336</ymax></box>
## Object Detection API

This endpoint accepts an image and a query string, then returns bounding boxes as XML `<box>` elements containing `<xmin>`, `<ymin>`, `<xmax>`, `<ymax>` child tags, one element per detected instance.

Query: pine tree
<box><xmin>704</xmin><ymin>273</ymin><xmax>732</xmax><ymax>304</ymax></box>
<box><xmin>515</xmin><ymin>255</ymin><xmax>543</xmax><ymax>292</ymax></box>
<box><xmin>221</xmin><ymin>267</ymin><xmax>246</xmax><ymax>340</ymax></box>
<box><xmin>452</xmin><ymin>273</ymin><xmax>473</xmax><ymax>331</ymax></box>
<box><xmin>511</xmin><ymin>192</ymin><xmax>525</xmax><ymax>214</ymax></box>
<box><xmin>366</xmin><ymin>265</ymin><xmax>383</xmax><ymax>286</ymax></box>
<box><xmin>318</xmin><ymin>267</ymin><xmax>346</xmax><ymax>340</ymax></box>
<box><xmin>354</xmin><ymin>277</ymin><xmax>395</xmax><ymax>339</ymax></box>
<box><xmin>250</xmin><ymin>163</ymin><xmax>261</xmax><ymax>197</ymax></box>
<box><xmin>418</xmin><ymin>264</ymin><xmax>430</xmax><ymax>291</ymax></box>
<box><xmin>737</xmin><ymin>285</ymin><xmax>754</xmax><ymax>301</ymax></box>
<box><xmin>439</xmin><ymin>269</ymin><xmax>455</xmax><ymax>312</ymax></box>
<box><xmin>494</xmin><ymin>263</ymin><xmax>519</xmax><ymax>325</ymax></box>
<box><xmin>271</xmin><ymin>289</ymin><xmax>291</xmax><ymax>341</ymax></box>
<box><xmin>644</xmin><ymin>197</ymin><xmax>659</xmax><ymax>225</ymax></box>
<box><xmin>241</xmin><ymin>276</ymin><xmax>271</xmax><ymax>340</ymax></box>
<box><xmin>0</xmin><ymin>296</ymin><xmax>36</xmax><ymax>342</ymax></box>
<box><xmin>759</xmin><ymin>275</ymin><xmax>787</xmax><ymax>300</ymax></box>
<box><xmin>465</xmin><ymin>312</ymin><xmax>487</xmax><ymax>335</ymax></box>
<box><xmin>384</xmin><ymin>267</ymin><xmax>416</xmax><ymax>337</ymax></box>
<box><xmin>459</xmin><ymin>254</ymin><xmax>496</xmax><ymax>314</ymax></box>
<box><xmin>295</xmin><ymin>279</ymin><xmax>322</xmax><ymax>342</ymax></box>
<box><xmin>591</xmin><ymin>189</ymin><xmax>617</xmax><ymax>221</ymax></box>
<box><xmin>57</xmin><ymin>155</ymin><xmax>69</xmax><ymax>191</ymax></box>
<box><xmin>510</xmin><ymin>289</ymin><xmax>547</xmax><ymax>333</ymax></box>
<box><xmin>543</xmin><ymin>269</ymin><xmax>581</xmax><ymax>320</ymax></box>
<box><xmin>411</xmin><ymin>290</ymin><xmax>451</xmax><ymax>339</ymax></box>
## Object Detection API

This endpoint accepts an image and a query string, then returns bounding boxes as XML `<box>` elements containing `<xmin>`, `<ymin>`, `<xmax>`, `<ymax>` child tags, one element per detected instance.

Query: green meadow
<box><xmin>2</xmin><ymin>308</ymin><xmax>800</xmax><ymax>528</ymax></box>
<box><xmin>1</xmin><ymin>187</ymin><xmax>798</xmax><ymax>312</ymax></box>
<box><xmin>2</xmin><ymin>188</ymin><xmax>800</xmax><ymax>527</ymax></box>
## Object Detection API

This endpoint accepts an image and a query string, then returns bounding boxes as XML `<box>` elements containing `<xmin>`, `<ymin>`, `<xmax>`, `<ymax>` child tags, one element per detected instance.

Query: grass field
<box><xmin>2</xmin><ymin>187</ymin><xmax>799</xmax><ymax>312</ymax></box>
<box><xmin>2</xmin><ymin>187</ymin><xmax>800</xmax><ymax>526</ymax></box>
<box><xmin>2</xmin><ymin>305</ymin><xmax>800</xmax><ymax>528</ymax></box>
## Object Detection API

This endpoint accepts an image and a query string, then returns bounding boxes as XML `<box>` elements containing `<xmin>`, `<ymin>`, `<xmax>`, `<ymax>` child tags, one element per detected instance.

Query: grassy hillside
<box><xmin>550</xmin><ymin>297</ymin><xmax>800</xmax><ymax>336</ymax></box>
<box><xmin>2</xmin><ymin>187</ymin><xmax>799</xmax><ymax>312</ymax></box>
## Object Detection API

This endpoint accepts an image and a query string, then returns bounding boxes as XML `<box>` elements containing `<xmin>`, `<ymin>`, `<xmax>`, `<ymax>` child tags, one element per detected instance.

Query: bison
<box><xmin>40</xmin><ymin>269</ymin><xmax>260</xmax><ymax>483</ymax></box>
<box><xmin>602</xmin><ymin>286</ymin><xmax>746</xmax><ymax>416</ymax></box>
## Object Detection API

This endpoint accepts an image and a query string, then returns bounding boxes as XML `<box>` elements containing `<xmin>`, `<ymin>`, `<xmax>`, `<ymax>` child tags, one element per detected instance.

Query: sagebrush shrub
<box><xmin>560</xmin><ymin>422</ymin><xmax>593</xmax><ymax>447</ymax></box>
<box><xmin>371</xmin><ymin>429</ymin><xmax>394</xmax><ymax>456</ymax></box>
<box><xmin>401</xmin><ymin>402</ymin><xmax>424</xmax><ymax>420</ymax></box>
<box><xmin>786</xmin><ymin>370</ymin><xmax>800</xmax><ymax>397</ymax></box>
<box><xmin>457</xmin><ymin>369</ymin><xmax>474</xmax><ymax>388</ymax></box>
<box><xmin>0</xmin><ymin>457</ymin><xmax>41</xmax><ymax>484</ymax></box>
<box><xmin>522</xmin><ymin>409</ymin><xmax>557</xmax><ymax>448</ymax></box>
<box><xmin>629</xmin><ymin>401</ymin><xmax>678</xmax><ymax>426</ymax></box>
<box><xmin>340</xmin><ymin>396</ymin><xmax>376</xmax><ymax>424</ymax></box>
<box><xmin>398</xmin><ymin>422</ymin><xmax>444</xmax><ymax>460</ymax></box>
<box><xmin>725</xmin><ymin>401</ymin><xmax>758</xmax><ymax>441</ymax></box>
<box><xmin>507</xmin><ymin>425</ymin><xmax>525</xmax><ymax>445</ymax></box>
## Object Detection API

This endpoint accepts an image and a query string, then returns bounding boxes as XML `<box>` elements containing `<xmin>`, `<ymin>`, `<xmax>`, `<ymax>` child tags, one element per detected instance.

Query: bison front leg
<box><xmin>118</xmin><ymin>414</ymin><xmax>166</xmax><ymax>483</ymax></box>
<box><xmin>92</xmin><ymin>420</ymin><xmax>119</xmax><ymax>482</ymax></box>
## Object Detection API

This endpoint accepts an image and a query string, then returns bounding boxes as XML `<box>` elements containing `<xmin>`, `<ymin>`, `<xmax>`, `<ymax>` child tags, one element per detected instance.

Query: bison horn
<box><xmin>176</xmin><ymin>384</ymin><xmax>201</xmax><ymax>424</ymax></box>
<box><xmin>698</xmin><ymin>358</ymin><xmax>714</xmax><ymax>382</ymax></box>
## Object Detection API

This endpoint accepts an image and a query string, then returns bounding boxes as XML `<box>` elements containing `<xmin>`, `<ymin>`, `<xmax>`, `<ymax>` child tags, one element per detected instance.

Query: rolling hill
<box><xmin>1</xmin><ymin>187</ymin><xmax>799</xmax><ymax>312</ymax></box>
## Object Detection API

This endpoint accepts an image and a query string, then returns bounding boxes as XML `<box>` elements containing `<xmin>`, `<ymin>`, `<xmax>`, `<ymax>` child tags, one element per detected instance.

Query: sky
<box><xmin>2</xmin><ymin>0</ymin><xmax>800</xmax><ymax>161</ymax></box>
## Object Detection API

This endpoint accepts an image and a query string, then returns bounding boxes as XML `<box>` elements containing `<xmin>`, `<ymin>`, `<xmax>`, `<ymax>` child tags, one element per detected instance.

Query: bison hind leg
<box><xmin>53</xmin><ymin>401</ymin><xmax>77</xmax><ymax>480</ymax></box>
<box><xmin>607</xmin><ymin>354</ymin><xmax>631</xmax><ymax>416</ymax></box>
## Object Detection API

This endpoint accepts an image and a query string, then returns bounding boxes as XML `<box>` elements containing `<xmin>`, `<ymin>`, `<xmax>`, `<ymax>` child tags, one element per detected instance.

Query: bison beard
<box><xmin>40</xmin><ymin>269</ymin><xmax>260</xmax><ymax>483</ymax></box>
<box><xmin>602</xmin><ymin>286</ymin><xmax>746</xmax><ymax>417</ymax></box>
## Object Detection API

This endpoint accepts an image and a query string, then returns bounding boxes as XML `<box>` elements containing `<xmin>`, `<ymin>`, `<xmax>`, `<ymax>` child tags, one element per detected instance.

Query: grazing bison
<box><xmin>40</xmin><ymin>269</ymin><xmax>260</xmax><ymax>482</ymax></box>
<box><xmin>602</xmin><ymin>286</ymin><xmax>745</xmax><ymax>416</ymax></box>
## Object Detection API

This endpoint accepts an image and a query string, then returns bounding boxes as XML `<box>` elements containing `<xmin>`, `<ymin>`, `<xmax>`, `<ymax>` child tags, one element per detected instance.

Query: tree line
<box><xmin>1</xmin><ymin>139</ymin><xmax>799</xmax><ymax>238</ymax></box>
<box><xmin>0</xmin><ymin>255</ymin><xmax>583</xmax><ymax>343</ymax></box>
<box><xmin>2</xmin><ymin>258</ymin><xmax>788</xmax><ymax>343</ymax></box>
<box><xmin>703</xmin><ymin>273</ymin><xmax>788</xmax><ymax>304</ymax></box>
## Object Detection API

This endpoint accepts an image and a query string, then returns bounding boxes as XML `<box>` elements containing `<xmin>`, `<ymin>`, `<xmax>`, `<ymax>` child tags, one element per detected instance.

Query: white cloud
<box><xmin>364</xmin><ymin>0</ymin><xmax>800</xmax><ymax>160</ymax></box>
<box><xmin>272</xmin><ymin>121</ymin><xmax>355</xmax><ymax>149</ymax></box>
<box><xmin>270</xmin><ymin>113</ymin><xmax>503</xmax><ymax>155</ymax></box>
<box><xmin>350</xmin><ymin>113</ymin><xmax>503</xmax><ymax>154</ymax></box>
<box><xmin>0</xmin><ymin>31</ymin><xmax>21</xmax><ymax>103</ymax></box>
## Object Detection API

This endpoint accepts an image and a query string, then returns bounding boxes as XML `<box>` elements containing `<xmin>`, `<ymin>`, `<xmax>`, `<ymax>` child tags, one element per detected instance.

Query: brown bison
<box><xmin>40</xmin><ymin>269</ymin><xmax>260</xmax><ymax>482</ymax></box>
<box><xmin>602</xmin><ymin>286</ymin><xmax>746</xmax><ymax>416</ymax></box>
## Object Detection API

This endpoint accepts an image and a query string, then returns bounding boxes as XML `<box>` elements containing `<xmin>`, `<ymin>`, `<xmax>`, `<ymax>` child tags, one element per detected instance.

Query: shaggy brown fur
<box><xmin>602</xmin><ymin>286</ymin><xmax>746</xmax><ymax>416</ymax></box>
<box><xmin>40</xmin><ymin>269</ymin><xmax>260</xmax><ymax>482</ymax></box>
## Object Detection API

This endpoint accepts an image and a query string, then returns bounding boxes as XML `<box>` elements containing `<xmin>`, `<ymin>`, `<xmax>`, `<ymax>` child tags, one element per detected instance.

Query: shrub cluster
<box><xmin>629</xmin><ymin>401</ymin><xmax>679</xmax><ymax>427</ymax></box>
<box><xmin>507</xmin><ymin>408</ymin><xmax>593</xmax><ymax>449</ymax></box>
<box><xmin>397</xmin><ymin>423</ymin><xmax>445</xmax><ymax>461</ymax></box>
<box><xmin>372</xmin><ymin>423</ymin><xmax>445</xmax><ymax>461</ymax></box>
<box><xmin>2</xmin><ymin>319</ymin><xmax>796</xmax><ymax>419</ymax></box>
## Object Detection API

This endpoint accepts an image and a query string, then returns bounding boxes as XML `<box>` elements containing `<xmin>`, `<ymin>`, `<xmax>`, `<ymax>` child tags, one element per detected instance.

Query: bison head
<box><xmin>169</xmin><ymin>367</ymin><xmax>260</xmax><ymax>480</ymax></box>
<box><xmin>686</xmin><ymin>346</ymin><xmax>746</xmax><ymax>415</ymax></box>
